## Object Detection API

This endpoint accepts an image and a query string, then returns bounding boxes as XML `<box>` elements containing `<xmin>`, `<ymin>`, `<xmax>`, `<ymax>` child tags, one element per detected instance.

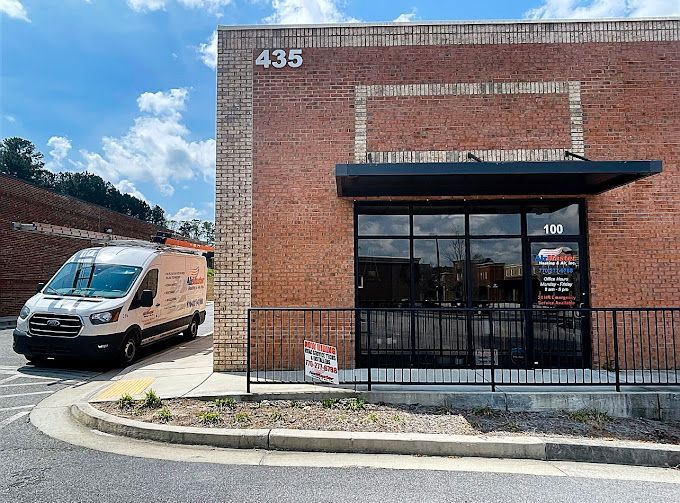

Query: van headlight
<box><xmin>90</xmin><ymin>308</ymin><xmax>121</xmax><ymax>325</ymax></box>
<box><xmin>19</xmin><ymin>305</ymin><xmax>30</xmax><ymax>319</ymax></box>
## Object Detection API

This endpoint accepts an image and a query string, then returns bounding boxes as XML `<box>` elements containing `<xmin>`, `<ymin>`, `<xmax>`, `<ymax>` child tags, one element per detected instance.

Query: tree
<box><xmin>150</xmin><ymin>205</ymin><xmax>167</xmax><ymax>227</ymax></box>
<box><xmin>0</xmin><ymin>137</ymin><xmax>46</xmax><ymax>183</ymax></box>
<box><xmin>201</xmin><ymin>221</ymin><xmax>215</xmax><ymax>244</ymax></box>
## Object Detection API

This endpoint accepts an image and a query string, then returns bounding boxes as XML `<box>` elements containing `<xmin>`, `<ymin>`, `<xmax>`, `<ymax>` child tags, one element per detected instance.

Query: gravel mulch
<box><xmin>95</xmin><ymin>397</ymin><xmax>680</xmax><ymax>445</ymax></box>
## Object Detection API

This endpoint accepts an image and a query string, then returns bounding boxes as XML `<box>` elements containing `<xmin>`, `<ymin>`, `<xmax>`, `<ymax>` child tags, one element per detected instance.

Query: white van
<box><xmin>13</xmin><ymin>242</ymin><xmax>208</xmax><ymax>367</ymax></box>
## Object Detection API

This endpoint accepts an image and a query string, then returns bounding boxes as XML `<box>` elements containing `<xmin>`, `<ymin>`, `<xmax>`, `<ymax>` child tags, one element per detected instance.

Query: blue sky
<box><xmin>1</xmin><ymin>0</ymin><xmax>678</xmax><ymax>223</ymax></box>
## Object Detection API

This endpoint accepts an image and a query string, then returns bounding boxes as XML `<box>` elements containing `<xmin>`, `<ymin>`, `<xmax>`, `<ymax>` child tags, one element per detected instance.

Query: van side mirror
<box><xmin>37</xmin><ymin>282</ymin><xmax>45</xmax><ymax>293</ymax></box>
<box><xmin>140</xmin><ymin>290</ymin><xmax>154</xmax><ymax>308</ymax></box>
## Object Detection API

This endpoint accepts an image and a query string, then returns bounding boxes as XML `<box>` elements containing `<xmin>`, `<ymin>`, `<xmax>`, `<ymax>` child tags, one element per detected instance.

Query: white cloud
<box><xmin>4</xmin><ymin>114</ymin><xmax>16</xmax><ymax>123</ymax></box>
<box><xmin>525</xmin><ymin>0</ymin><xmax>680</xmax><ymax>19</ymax></box>
<box><xmin>74</xmin><ymin>88</ymin><xmax>215</xmax><ymax>196</ymax></box>
<box><xmin>115</xmin><ymin>179</ymin><xmax>148</xmax><ymax>202</ymax></box>
<box><xmin>394</xmin><ymin>9</ymin><xmax>417</xmax><ymax>22</ymax></box>
<box><xmin>169</xmin><ymin>206</ymin><xmax>203</xmax><ymax>222</ymax></box>
<box><xmin>45</xmin><ymin>136</ymin><xmax>72</xmax><ymax>172</ymax></box>
<box><xmin>198</xmin><ymin>30</ymin><xmax>218</xmax><ymax>70</ymax></box>
<box><xmin>264</xmin><ymin>0</ymin><xmax>358</xmax><ymax>24</ymax></box>
<box><xmin>0</xmin><ymin>0</ymin><xmax>30</xmax><ymax>22</ymax></box>
<box><xmin>127</xmin><ymin>0</ymin><xmax>231</xmax><ymax>14</ymax></box>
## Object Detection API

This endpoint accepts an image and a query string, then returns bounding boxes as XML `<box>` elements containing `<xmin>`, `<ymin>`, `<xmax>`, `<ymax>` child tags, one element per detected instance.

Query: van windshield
<box><xmin>45</xmin><ymin>262</ymin><xmax>143</xmax><ymax>299</ymax></box>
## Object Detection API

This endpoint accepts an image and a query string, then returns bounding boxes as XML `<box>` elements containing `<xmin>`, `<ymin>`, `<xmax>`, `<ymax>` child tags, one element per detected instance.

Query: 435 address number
<box><xmin>255</xmin><ymin>49</ymin><xmax>303</xmax><ymax>69</ymax></box>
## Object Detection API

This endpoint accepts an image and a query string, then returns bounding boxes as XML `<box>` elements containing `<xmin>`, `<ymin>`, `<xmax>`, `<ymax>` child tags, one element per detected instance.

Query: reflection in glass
<box><xmin>413</xmin><ymin>239</ymin><xmax>466</xmax><ymax>307</ymax></box>
<box><xmin>469</xmin><ymin>213</ymin><xmax>521</xmax><ymax>235</ymax></box>
<box><xmin>357</xmin><ymin>239</ymin><xmax>410</xmax><ymax>307</ymax></box>
<box><xmin>413</xmin><ymin>213</ymin><xmax>464</xmax><ymax>236</ymax></box>
<box><xmin>527</xmin><ymin>203</ymin><xmax>580</xmax><ymax>236</ymax></box>
<box><xmin>470</xmin><ymin>239</ymin><xmax>523</xmax><ymax>305</ymax></box>
<box><xmin>357</xmin><ymin>206</ymin><xmax>409</xmax><ymax>236</ymax></box>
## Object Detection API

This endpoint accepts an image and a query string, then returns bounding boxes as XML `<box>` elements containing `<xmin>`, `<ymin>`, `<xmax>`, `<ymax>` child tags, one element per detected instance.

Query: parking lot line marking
<box><xmin>0</xmin><ymin>375</ymin><xmax>23</xmax><ymax>384</ymax></box>
<box><xmin>0</xmin><ymin>390</ymin><xmax>53</xmax><ymax>398</ymax></box>
<box><xmin>0</xmin><ymin>410</ymin><xmax>30</xmax><ymax>430</ymax></box>
<box><xmin>0</xmin><ymin>405</ymin><xmax>35</xmax><ymax>412</ymax></box>
<box><xmin>96</xmin><ymin>378</ymin><xmax>155</xmax><ymax>400</ymax></box>
<box><xmin>0</xmin><ymin>381</ymin><xmax>59</xmax><ymax>388</ymax></box>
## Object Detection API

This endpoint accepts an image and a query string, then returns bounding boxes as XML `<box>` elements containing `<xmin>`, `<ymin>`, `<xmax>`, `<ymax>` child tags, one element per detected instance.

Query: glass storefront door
<box><xmin>355</xmin><ymin>201</ymin><xmax>589</xmax><ymax>368</ymax></box>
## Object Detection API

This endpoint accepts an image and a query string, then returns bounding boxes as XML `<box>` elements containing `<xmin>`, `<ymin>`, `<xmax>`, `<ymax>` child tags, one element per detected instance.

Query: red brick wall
<box><xmin>251</xmin><ymin>41</ymin><xmax>680</xmax><ymax>311</ymax></box>
<box><xmin>0</xmin><ymin>174</ymin><xmax>160</xmax><ymax>317</ymax></box>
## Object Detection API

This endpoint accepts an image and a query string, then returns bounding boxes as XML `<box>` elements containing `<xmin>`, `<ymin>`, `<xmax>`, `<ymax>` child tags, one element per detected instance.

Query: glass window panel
<box><xmin>357</xmin><ymin>214</ymin><xmax>409</xmax><ymax>235</ymax></box>
<box><xmin>527</xmin><ymin>203</ymin><xmax>580</xmax><ymax>236</ymax></box>
<box><xmin>470</xmin><ymin>239</ymin><xmax>523</xmax><ymax>306</ymax></box>
<box><xmin>413</xmin><ymin>213</ymin><xmax>465</xmax><ymax>236</ymax></box>
<box><xmin>413</xmin><ymin>239</ymin><xmax>466</xmax><ymax>307</ymax></box>
<box><xmin>357</xmin><ymin>239</ymin><xmax>410</xmax><ymax>307</ymax></box>
<box><xmin>469</xmin><ymin>213</ymin><xmax>521</xmax><ymax>235</ymax></box>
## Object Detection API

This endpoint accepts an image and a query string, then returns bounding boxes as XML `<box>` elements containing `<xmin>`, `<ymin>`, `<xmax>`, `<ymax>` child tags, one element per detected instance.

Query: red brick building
<box><xmin>0</xmin><ymin>174</ymin><xmax>160</xmax><ymax>318</ymax></box>
<box><xmin>214</xmin><ymin>19</ymin><xmax>679</xmax><ymax>378</ymax></box>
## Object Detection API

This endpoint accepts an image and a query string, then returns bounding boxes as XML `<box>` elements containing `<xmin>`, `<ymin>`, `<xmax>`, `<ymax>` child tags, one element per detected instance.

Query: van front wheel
<box><xmin>118</xmin><ymin>334</ymin><xmax>138</xmax><ymax>367</ymax></box>
<box><xmin>183</xmin><ymin>316</ymin><xmax>199</xmax><ymax>341</ymax></box>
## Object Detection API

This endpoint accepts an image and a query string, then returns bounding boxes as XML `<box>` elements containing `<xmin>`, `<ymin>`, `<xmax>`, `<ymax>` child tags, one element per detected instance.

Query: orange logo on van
<box><xmin>187</xmin><ymin>267</ymin><xmax>205</xmax><ymax>286</ymax></box>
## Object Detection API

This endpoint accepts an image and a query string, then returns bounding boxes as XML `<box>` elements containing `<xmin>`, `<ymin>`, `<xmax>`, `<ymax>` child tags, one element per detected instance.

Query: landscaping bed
<box><xmin>95</xmin><ymin>392</ymin><xmax>680</xmax><ymax>444</ymax></box>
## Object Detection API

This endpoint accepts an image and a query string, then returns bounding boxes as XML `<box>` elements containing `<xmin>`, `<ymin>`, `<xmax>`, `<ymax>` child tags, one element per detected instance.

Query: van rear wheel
<box><xmin>183</xmin><ymin>316</ymin><xmax>199</xmax><ymax>341</ymax></box>
<box><xmin>118</xmin><ymin>334</ymin><xmax>138</xmax><ymax>367</ymax></box>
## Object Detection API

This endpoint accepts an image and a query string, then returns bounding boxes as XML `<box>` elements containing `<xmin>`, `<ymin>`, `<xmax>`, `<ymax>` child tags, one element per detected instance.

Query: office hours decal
<box><xmin>534</xmin><ymin>246</ymin><xmax>578</xmax><ymax>308</ymax></box>
<box><xmin>255</xmin><ymin>49</ymin><xmax>303</xmax><ymax>68</ymax></box>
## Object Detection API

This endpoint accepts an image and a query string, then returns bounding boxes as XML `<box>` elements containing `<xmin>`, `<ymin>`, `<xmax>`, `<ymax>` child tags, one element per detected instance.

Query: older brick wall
<box><xmin>0</xmin><ymin>174</ymin><xmax>159</xmax><ymax>317</ymax></box>
<box><xmin>216</xmin><ymin>20</ymin><xmax>680</xmax><ymax>371</ymax></box>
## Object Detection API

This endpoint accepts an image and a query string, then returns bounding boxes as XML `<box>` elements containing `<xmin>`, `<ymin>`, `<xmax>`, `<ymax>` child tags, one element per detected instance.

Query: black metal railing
<box><xmin>246</xmin><ymin>307</ymin><xmax>679</xmax><ymax>392</ymax></box>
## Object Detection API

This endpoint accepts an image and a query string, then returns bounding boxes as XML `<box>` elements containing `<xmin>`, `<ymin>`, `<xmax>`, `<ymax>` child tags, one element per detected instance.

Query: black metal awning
<box><xmin>335</xmin><ymin>160</ymin><xmax>662</xmax><ymax>197</ymax></box>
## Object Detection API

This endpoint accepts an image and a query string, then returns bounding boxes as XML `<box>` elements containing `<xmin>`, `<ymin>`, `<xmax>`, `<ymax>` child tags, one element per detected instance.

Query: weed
<box><xmin>440</xmin><ymin>403</ymin><xmax>455</xmax><ymax>415</ymax></box>
<box><xmin>249</xmin><ymin>401</ymin><xmax>262</xmax><ymax>409</ymax></box>
<box><xmin>116</xmin><ymin>393</ymin><xmax>134</xmax><ymax>410</ymax></box>
<box><xmin>601</xmin><ymin>360</ymin><xmax>616</xmax><ymax>372</ymax></box>
<box><xmin>198</xmin><ymin>411</ymin><xmax>221</xmax><ymax>425</ymax></box>
<box><xmin>392</xmin><ymin>414</ymin><xmax>404</xmax><ymax>423</ymax></box>
<box><xmin>212</xmin><ymin>397</ymin><xmax>236</xmax><ymax>410</ymax></box>
<box><xmin>156</xmin><ymin>407</ymin><xmax>172</xmax><ymax>423</ymax></box>
<box><xmin>472</xmin><ymin>406</ymin><xmax>498</xmax><ymax>417</ymax></box>
<box><xmin>503</xmin><ymin>420</ymin><xmax>522</xmax><ymax>432</ymax></box>
<box><xmin>366</xmin><ymin>413</ymin><xmax>379</xmax><ymax>424</ymax></box>
<box><xmin>322</xmin><ymin>398</ymin><xmax>338</xmax><ymax>409</ymax></box>
<box><xmin>234</xmin><ymin>412</ymin><xmax>251</xmax><ymax>424</ymax></box>
<box><xmin>336</xmin><ymin>414</ymin><xmax>348</xmax><ymax>423</ymax></box>
<box><xmin>567</xmin><ymin>409</ymin><xmax>611</xmax><ymax>428</ymax></box>
<box><xmin>141</xmin><ymin>389</ymin><xmax>162</xmax><ymax>409</ymax></box>
<box><xmin>270</xmin><ymin>410</ymin><xmax>283</xmax><ymax>422</ymax></box>
<box><xmin>345</xmin><ymin>398</ymin><xmax>366</xmax><ymax>411</ymax></box>
<box><xmin>290</xmin><ymin>400</ymin><xmax>302</xmax><ymax>408</ymax></box>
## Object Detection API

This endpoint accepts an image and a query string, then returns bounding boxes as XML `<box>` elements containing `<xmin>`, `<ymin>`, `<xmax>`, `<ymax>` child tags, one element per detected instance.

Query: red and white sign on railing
<box><xmin>303</xmin><ymin>340</ymin><xmax>339</xmax><ymax>385</ymax></box>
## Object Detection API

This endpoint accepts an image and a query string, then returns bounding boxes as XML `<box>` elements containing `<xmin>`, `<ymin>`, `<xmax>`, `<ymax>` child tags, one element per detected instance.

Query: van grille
<box><xmin>29</xmin><ymin>313</ymin><xmax>82</xmax><ymax>337</ymax></box>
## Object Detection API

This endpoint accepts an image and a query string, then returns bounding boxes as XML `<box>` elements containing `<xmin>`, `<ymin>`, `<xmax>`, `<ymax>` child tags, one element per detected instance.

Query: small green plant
<box><xmin>392</xmin><ymin>414</ymin><xmax>404</xmax><ymax>423</ymax></box>
<box><xmin>503</xmin><ymin>420</ymin><xmax>522</xmax><ymax>432</ymax></box>
<box><xmin>472</xmin><ymin>406</ymin><xmax>498</xmax><ymax>417</ymax></box>
<box><xmin>234</xmin><ymin>411</ymin><xmax>251</xmax><ymax>424</ymax></box>
<box><xmin>270</xmin><ymin>410</ymin><xmax>283</xmax><ymax>422</ymax></box>
<box><xmin>567</xmin><ymin>409</ymin><xmax>611</xmax><ymax>428</ymax></box>
<box><xmin>322</xmin><ymin>398</ymin><xmax>338</xmax><ymax>409</ymax></box>
<box><xmin>141</xmin><ymin>389</ymin><xmax>162</xmax><ymax>409</ymax></box>
<box><xmin>345</xmin><ymin>398</ymin><xmax>365</xmax><ymax>411</ymax></box>
<box><xmin>366</xmin><ymin>413</ymin><xmax>379</xmax><ymax>424</ymax></box>
<box><xmin>249</xmin><ymin>401</ymin><xmax>262</xmax><ymax>409</ymax></box>
<box><xmin>156</xmin><ymin>407</ymin><xmax>172</xmax><ymax>423</ymax></box>
<box><xmin>198</xmin><ymin>411</ymin><xmax>221</xmax><ymax>425</ymax></box>
<box><xmin>290</xmin><ymin>400</ymin><xmax>302</xmax><ymax>408</ymax></box>
<box><xmin>336</xmin><ymin>413</ymin><xmax>348</xmax><ymax>423</ymax></box>
<box><xmin>116</xmin><ymin>393</ymin><xmax>134</xmax><ymax>410</ymax></box>
<box><xmin>212</xmin><ymin>397</ymin><xmax>236</xmax><ymax>410</ymax></box>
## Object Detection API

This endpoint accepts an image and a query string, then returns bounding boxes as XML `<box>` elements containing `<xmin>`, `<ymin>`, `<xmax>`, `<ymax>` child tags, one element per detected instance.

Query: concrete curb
<box><xmin>72</xmin><ymin>402</ymin><xmax>680</xmax><ymax>468</ymax></box>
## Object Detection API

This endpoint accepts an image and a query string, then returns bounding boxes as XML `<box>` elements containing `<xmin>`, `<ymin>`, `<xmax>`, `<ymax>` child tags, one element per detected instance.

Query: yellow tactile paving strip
<box><xmin>96</xmin><ymin>378</ymin><xmax>155</xmax><ymax>400</ymax></box>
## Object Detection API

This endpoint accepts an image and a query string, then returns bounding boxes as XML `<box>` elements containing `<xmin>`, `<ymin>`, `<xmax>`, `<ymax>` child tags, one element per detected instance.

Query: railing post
<box><xmin>246</xmin><ymin>309</ymin><xmax>251</xmax><ymax>394</ymax></box>
<box><xmin>366</xmin><ymin>309</ymin><xmax>372</xmax><ymax>391</ymax></box>
<box><xmin>489</xmin><ymin>310</ymin><xmax>496</xmax><ymax>392</ymax></box>
<box><xmin>612</xmin><ymin>310</ymin><xmax>621</xmax><ymax>392</ymax></box>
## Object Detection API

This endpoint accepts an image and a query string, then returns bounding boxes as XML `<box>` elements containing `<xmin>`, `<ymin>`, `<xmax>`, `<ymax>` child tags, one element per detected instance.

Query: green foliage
<box><xmin>567</xmin><ymin>409</ymin><xmax>611</xmax><ymax>428</ymax></box>
<box><xmin>156</xmin><ymin>407</ymin><xmax>172</xmax><ymax>423</ymax></box>
<box><xmin>290</xmin><ymin>400</ymin><xmax>302</xmax><ymax>408</ymax></box>
<box><xmin>270</xmin><ymin>410</ymin><xmax>283</xmax><ymax>422</ymax></box>
<box><xmin>233</xmin><ymin>412</ymin><xmax>250</xmax><ymax>424</ymax></box>
<box><xmin>198</xmin><ymin>411</ymin><xmax>221</xmax><ymax>425</ymax></box>
<box><xmin>116</xmin><ymin>393</ymin><xmax>134</xmax><ymax>410</ymax></box>
<box><xmin>322</xmin><ymin>398</ymin><xmax>338</xmax><ymax>409</ymax></box>
<box><xmin>211</xmin><ymin>397</ymin><xmax>236</xmax><ymax>410</ymax></box>
<box><xmin>345</xmin><ymin>398</ymin><xmax>365</xmax><ymax>411</ymax></box>
<box><xmin>392</xmin><ymin>414</ymin><xmax>404</xmax><ymax>423</ymax></box>
<box><xmin>141</xmin><ymin>389</ymin><xmax>162</xmax><ymax>409</ymax></box>
<box><xmin>472</xmin><ymin>406</ymin><xmax>498</xmax><ymax>417</ymax></box>
<box><xmin>0</xmin><ymin>137</ymin><xmax>45</xmax><ymax>182</ymax></box>
<box><xmin>366</xmin><ymin>413</ymin><xmax>379</xmax><ymax>424</ymax></box>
